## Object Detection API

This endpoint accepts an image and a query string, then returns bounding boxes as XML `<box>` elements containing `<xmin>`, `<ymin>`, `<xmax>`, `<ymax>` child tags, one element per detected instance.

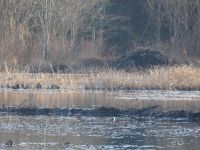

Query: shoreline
<box><xmin>1</xmin><ymin>65</ymin><xmax>200</xmax><ymax>91</ymax></box>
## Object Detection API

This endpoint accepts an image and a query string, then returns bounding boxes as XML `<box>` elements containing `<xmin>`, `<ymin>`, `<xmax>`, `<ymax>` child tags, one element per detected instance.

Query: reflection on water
<box><xmin>0</xmin><ymin>89</ymin><xmax>200</xmax><ymax>149</ymax></box>
<box><xmin>0</xmin><ymin>90</ymin><xmax>200</xmax><ymax>111</ymax></box>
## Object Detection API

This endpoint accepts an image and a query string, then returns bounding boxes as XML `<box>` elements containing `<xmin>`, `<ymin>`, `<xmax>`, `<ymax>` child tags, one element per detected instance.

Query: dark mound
<box><xmin>1</xmin><ymin>106</ymin><xmax>200</xmax><ymax>122</ymax></box>
<box><xmin>29</xmin><ymin>48</ymin><xmax>174</xmax><ymax>73</ymax></box>
<box><xmin>53</xmin><ymin>64</ymin><xmax>72</xmax><ymax>73</ymax></box>
<box><xmin>79</xmin><ymin>58</ymin><xmax>105</xmax><ymax>68</ymax></box>
<box><xmin>52</xmin><ymin>58</ymin><xmax>105</xmax><ymax>73</ymax></box>
<box><xmin>93</xmin><ymin>107</ymin><xmax>121</xmax><ymax>116</ymax></box>
<box><xmin>5</xmin><ymin>140</ymin><xmax>13</xmax><ymax>147</ymax></box>
<box><xmin>112</xmin><ymin>48</ymin><xmax>174</xmax><ymax>70</ymax></box>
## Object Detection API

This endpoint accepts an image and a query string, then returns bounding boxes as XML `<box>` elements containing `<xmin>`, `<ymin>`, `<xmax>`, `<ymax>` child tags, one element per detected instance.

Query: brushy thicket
<box><xmin>0</xmin><ymin>0</ymin><xmax>199</xmax><ymax>67</ymax></box>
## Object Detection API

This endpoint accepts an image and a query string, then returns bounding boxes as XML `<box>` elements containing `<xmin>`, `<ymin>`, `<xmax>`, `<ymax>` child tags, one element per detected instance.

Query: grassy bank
<box><xmin>0</xmin><ymin>65</ymin><xmax>200</xmax><ymax>91</ymax></box>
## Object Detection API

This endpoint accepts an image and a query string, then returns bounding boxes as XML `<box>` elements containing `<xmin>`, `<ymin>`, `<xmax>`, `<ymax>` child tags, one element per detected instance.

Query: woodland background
<box><xmin>0</xmin><ymin>0</ymin><xmax>199</xmax><ymax>67</ymax></box>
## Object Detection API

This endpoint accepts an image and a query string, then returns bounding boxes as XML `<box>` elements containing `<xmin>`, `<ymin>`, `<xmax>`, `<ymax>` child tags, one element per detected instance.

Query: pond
<box><xmin>0</xmin><ymin>90</ymin><xmax>200</xmax><ymax>149</ymax></box>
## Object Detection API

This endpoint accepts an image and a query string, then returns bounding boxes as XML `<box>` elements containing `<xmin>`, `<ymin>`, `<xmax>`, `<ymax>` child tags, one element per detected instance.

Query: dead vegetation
<box><xmin>0</xmin><ymin>65</ymin><xmax>200</xmax><ymax>91</ymax></box>
<box><xmin>0</xmin><ymin>0</ymin><xmax>200</xmax><ymax>66</ymax></box>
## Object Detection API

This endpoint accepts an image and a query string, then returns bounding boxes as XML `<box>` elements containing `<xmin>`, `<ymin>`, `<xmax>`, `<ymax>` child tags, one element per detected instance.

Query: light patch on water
<box><xmin>0</xmin><ymin>115</ymin><xmax>200</xmax><ymax>149</ymax></box>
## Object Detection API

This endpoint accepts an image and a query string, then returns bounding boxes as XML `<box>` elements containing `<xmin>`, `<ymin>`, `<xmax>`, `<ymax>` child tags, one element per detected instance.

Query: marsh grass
<box><xmin>0</xmin><ymin>65</ymin><xmax>200</xmax><ymax>91</ymax></box>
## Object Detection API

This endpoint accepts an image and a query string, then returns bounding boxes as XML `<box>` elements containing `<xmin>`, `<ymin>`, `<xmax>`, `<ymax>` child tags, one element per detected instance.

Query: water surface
<box><xmin>0</xmin><ymin>90</ymin><xmax>200</xmax><ymax>149</ymax></box>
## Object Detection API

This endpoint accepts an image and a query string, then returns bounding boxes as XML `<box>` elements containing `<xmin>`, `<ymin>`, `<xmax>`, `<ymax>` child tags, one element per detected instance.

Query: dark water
<box><xmin>0</xmin><ymin>90</ymin><xmax>200</xmax><ymax>149</ymax></box>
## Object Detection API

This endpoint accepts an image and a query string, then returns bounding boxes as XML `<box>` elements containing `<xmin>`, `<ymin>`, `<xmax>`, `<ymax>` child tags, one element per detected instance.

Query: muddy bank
<box><xmin>1</xmin><ymin>106</ymin><xmax>200</xmax><ymax>122</ymax></box>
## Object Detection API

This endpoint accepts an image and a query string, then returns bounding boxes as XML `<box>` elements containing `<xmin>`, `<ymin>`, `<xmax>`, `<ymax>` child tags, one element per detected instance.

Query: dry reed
<box><xmin>0</xmin><ymin>65</ymin><xmax>200</xmax><ymax>91</ymax></box>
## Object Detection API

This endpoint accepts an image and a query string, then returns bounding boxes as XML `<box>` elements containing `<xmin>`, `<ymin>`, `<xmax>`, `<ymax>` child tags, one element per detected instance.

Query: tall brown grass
<box><xmin>0</xmin><ymin>65</ymin><xmax>200</xmax><ymax>91</ymax></box>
